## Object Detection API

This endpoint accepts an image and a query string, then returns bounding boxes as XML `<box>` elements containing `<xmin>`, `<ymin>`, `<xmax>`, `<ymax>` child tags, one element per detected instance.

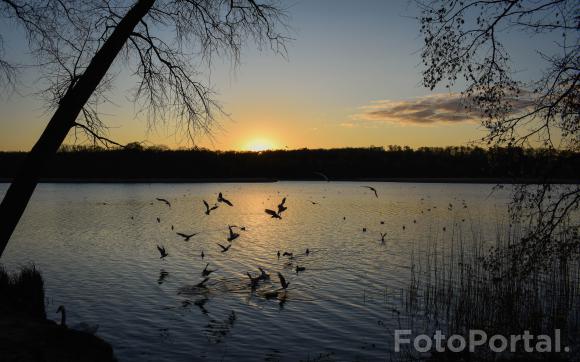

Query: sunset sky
<box><xmin>0</xmin><ymin>0</ymin><xmax>556</xmax><ymax>151</ymax></box>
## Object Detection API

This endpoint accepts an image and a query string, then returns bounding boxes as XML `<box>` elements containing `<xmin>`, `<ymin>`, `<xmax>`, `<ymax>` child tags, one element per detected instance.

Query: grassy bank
<box><xmin>0</xmin><ymin>266</ymin><xmax>116</xmax><ymax>362</ymax></box>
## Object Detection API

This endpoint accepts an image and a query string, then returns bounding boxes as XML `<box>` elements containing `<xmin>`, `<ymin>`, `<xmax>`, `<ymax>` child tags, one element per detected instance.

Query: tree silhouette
<box><xmin>0</xmin><ymin>0</ymin><xmax>288</xmax><ymax>256</ymax></box>
<box><xmin>417</xmin><ymin>0</ymin><xmax>579</xmax><ymax>272</ymax></box>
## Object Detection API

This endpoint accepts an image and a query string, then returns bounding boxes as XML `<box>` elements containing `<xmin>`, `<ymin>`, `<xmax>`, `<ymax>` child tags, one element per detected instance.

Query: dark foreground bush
<box><xmin>0</xmin><ymin>265</ymin><xmax>45</xmax><ymax>319</ymax></box>
<box><xmin>0</xmin><ymin>265</ymin><xmax>116</xmax><ymax>362</ymax></box>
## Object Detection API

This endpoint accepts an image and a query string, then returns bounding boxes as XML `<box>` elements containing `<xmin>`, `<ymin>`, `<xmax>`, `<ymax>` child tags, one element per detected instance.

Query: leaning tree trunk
<box><xmin>0</xmin><ymin>0</ymin><xmax>156</xmax><ymax>257</ymax></box>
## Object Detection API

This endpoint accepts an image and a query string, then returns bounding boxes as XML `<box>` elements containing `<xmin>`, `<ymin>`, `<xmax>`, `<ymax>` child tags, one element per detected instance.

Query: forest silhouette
<box><xmin>0</xmin><ymin>145</ymin><xmax>577</xmax><ymax>182</ymax></box>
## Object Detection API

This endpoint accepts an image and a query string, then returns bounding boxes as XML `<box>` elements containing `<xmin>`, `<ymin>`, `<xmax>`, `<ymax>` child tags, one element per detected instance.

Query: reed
<box><xmin>0</xmin><ymin>265</ymin><xmax>46</xmax><ymax>319</ymax></box>
<box><xmin>401</xmin><ymin>218</ymin><xmax>580</xmax><ymax>361</ymax></box>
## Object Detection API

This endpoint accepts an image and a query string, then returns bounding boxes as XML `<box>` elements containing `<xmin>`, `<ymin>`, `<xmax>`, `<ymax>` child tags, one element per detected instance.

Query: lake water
<box><xmin>0</xmin><ymin>182</ymin><xmax>514</xmax><ymax>361</ymax></box>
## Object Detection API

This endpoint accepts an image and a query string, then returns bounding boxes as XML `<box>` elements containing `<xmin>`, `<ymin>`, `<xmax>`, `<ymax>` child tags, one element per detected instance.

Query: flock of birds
<box><xmin>135</xmin><ymin>182</ymin><xmax>471</xmax><ymax>312</ymax></box>
<box><xmin>152</xmin><ymin>184</ymin><xmax>468</xmax><ymax>302</ymax></box>
<box><xmin>153</xmin><ymin>191</ymin><xmax>304</xmax><ymax>303</ymax></box>
<box><xmin>55</xmin><ymin>182</ymin><xmax>471</xmax><ymax>336</ymax></box>
<box><xmin>149</xmin><ymin>185</ymin><xmax>394</xmax><ymax>305</ymax></box>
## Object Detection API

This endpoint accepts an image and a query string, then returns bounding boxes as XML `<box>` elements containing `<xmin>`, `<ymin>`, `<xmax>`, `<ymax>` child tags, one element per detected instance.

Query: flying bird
<box><xmin>227</xmin><ymin>225</ymin><xmax>240</xmax><ymax>242</ymax></box>
<box><xmin>295</xmin><ymin>266</ymin><xmax>306</xmax><ymax>273</ymax></box>
<box><xmin>282</xmin><ymin>252</ymin><xmax>293</xmax><ymax>257</ymax></box>
<box><xmin>157</xmin><ymin>245</ymin><xmax>168</xmax><ymax>259</ymax></box>
<box><xmin>380</xmin><ymin>233</ymin><xmax>387</xmax><ymax>243</ymax></box>
<box><xmin>361</xmin><ymin>186</ymin><xmax>378</xmax><ymax>198</ymax></box>
<box><xmin>177</xmin><ymin>232</ymin><xmax>199</xmax><ymax>241</ymax></box>
<box><xmin>278</xmin><ymin>272</ymin><xmax>290</xmax><ymax>290</ymax></box>
<box><xmin>277</xmin><ymin>197</ymin><xmax>288</xmax><ymax>214</ymax></box>
<box><xmin>156</xmin><ymin>198</ymin><xmax>171</xmax><ymax>207</ymax></box>
<box><xmin>247</xmin><ymin>272</ymin><xmax>261</xmax><ymax>289</ymax></box>
<box><xmin>217</xmin><ymin>192</ymin><xmax>233</xmax><ymax>206</ymax></box>
<box><xmin>258</xmin><ymin>267</ymin><xmax>270</xmax><ymax>280</ymax></box>
<box><xmin>217</xmin><ymin>243</ymin><xmax>232</xmax><ymax>253</ymax></box>
<box><xmin>202</xmin><ymin>263</ymin><xmax>215</xmax><ymax>277</ymax></box>
<box><xmin>203</xmin><ymin>200</ymin><xmax>219</xmax><ymax>215</ymax></box>
<box><xmin>308</xmin><ymin>200</ymin><xmax>319</xmax><ymax>205</ymax></box>
<box><xmin>265</xmin><ymin>209</ymin><xmax>282</xmax><ymax>219</ymax></box>
<box><xmin>313</xmin><ymin>171</ymin><xmax>330</xmax><ymax>182</ymax></box>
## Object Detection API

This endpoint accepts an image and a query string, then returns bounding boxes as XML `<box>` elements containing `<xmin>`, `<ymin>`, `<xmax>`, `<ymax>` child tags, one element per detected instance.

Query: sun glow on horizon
<box><xmin>243</xmin><ymin>138</ymin><xmax>278</xmax><ymax>152</ymax></box>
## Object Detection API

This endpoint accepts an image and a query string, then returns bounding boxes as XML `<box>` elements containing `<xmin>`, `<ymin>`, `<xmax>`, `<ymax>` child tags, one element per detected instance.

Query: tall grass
<box><xmin>402</xmin><ymin>218</ymin><xmax>580</xmax><ymax>361</ymax></box>
<box><xmin>0</xmin><ymin>265</ymin><xmax>46</xmax><ymax>319</ymax></box>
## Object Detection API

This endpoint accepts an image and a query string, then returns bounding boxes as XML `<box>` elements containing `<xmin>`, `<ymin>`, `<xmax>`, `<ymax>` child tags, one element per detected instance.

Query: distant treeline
<box><xmin>0</xmin><ymin>145</ymin><xmax>578</xmax><ymax>181</ymax></box>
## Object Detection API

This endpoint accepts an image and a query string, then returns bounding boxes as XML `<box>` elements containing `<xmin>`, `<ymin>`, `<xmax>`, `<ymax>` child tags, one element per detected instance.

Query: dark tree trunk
<box><xmin>0</xmin><ymin>0</ymin><xmax>155</xmax><ymax>257</ymax></box>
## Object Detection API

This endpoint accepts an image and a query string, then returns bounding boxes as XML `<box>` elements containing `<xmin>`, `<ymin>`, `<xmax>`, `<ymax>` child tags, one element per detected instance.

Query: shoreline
<box><xmin>0</xmin><ymin>177</ymin><xmax>577</xmax><ymax>184</ymax></box>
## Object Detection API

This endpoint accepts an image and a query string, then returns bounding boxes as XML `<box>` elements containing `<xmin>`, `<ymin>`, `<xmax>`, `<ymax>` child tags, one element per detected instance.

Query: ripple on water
<box><xmin>0</xmin><ymin>182</ymin><xmax>511</xmax><ymax>361</ymax></box>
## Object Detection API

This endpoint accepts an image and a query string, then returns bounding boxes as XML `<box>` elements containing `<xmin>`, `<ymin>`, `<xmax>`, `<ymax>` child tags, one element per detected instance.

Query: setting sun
<box><xmin>244</xmin><ymin>138</ymin><xmax>277</xmax><ymax>152</ymax></box>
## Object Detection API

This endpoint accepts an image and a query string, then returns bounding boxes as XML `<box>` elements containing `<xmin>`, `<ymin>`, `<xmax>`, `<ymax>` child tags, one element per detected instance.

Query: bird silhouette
<box><xmin>282</xmin><ymin>251</ymin><xmax>293</xmax><ymax>257</ymax></box>
<box><xmin>265</xmin><ymin>209</ymin><xmax>282</xmax><ymax>219</ymax></box>
<box><xmin>217</xmin><ymin>243</ymin><xmax>231</xmax><ymax>253</ymax></box>
<box><xmin>227</xmin><ymin>225</ymin><xmax>240</xmax><ymax>242</ymax></box>
<box><xmin>177</xmin><ymin>232</ymin><xmax>199</xmax><ymax>241</ymax></box>
<box><xmin>278</xmin><ymin>197</ymin><xmax>288</xmax><ymax>214</ymax></box>
<box><xmin>201</xmin><ymin>250</ymin><xmax>205</xmax><ymax>259</ymax></box>
<box><xmin>258</xmin><ymin>267</ymin><xmax>270</xmax><ymax>280</ymax></box>
<box><xmin>156</xmin><ymin>217</ymin><xmax>161</xmax><ymax>223</ymax></box>
<box><xmin>203</xmin><ymin>200</ymin><xmax>219</xmax><ymax>215</ymax></box>
<box><xmin>157</xmin><ymin>245</ymin><xmax>168</xmax><ymax>258</ymax></box>
<box><xmin>247</xmin><ymin>272</ymin><xmax>261</xmax><ymax>289</ymax></box>
<box><xmin>295</xmin><ymin>266</ymin><xmax>306</xmax><ymax>273</ymax></box>
<box><xmin>278</xmin><ymin>272</ymin><xmax>290</xmax><ymax>289</ymax></box>
<box><xmin>380</xmin><ymin>233</ymin><xmax>387</xmax><ymax>243</ymax></box>
<box><xmin>308</xmin><ymin>200</ymin><xmax>319</xmax><ymax>205</ymax></box>
<box><xmin>313</xmin><ymin>171</ymin><xmax>330</xmax><ymax>182</ymax></box>
<box><xmin>361</xmin><ymin>186</ymin><xmax>378</xmax><ymax>198</ymax></box>
<box><xmin>56</xmin><ymin>306</ymin><xmax>99</xmax><ymax>334</ymax></box>
<box><xmin>217</xmin><ymin>192</ymin><xmax>233</xmax><ymax>206</ymax></box>
<box><xmin>202</xmin><ymin>263</ymin><xmax>215</xmax><ymax>277</ymax></box>
<box><xmin>156</xmin><ymin>198</ymin><xmax>171</xmax><ymax>207</ymax></box>
<box><xmin>305</xmin><ymin>248</ymin><xmax>310</xmax><ymax>255</ymax></box>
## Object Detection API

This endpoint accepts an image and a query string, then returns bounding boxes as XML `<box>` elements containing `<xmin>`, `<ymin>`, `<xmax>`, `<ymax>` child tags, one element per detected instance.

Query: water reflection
<box><xmin>0</xmin><ymin>182</ymin><xmax>519</xmax><ymax>361</ymax></box>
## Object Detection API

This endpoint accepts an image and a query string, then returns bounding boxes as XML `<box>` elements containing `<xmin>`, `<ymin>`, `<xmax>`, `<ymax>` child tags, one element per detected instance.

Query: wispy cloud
<box><xmin>352</xmin><ymin>93</ymin><xmax>530</xmax><ymax>126</ymax></box>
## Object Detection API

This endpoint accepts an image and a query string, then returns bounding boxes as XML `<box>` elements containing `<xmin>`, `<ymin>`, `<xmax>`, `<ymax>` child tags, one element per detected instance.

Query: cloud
<box><xmin>353</xmin><ymin>93</ymin><xmax>530</xmax><ymax>126</ymax></box>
